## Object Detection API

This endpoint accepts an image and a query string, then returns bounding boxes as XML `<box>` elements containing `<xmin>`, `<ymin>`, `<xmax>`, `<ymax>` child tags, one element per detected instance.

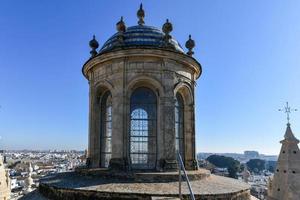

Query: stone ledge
<box><xmin>39</xmin><ymin>171</ymin><xmax>251</xmax><ymax>200</ymax></box>
<box><xmin>75</xmin><ymin>167</ymin><xmax>210</xmax><ymax>182</ymax></box>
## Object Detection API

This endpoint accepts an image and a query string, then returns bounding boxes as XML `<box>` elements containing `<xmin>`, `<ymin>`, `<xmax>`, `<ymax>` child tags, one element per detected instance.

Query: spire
<box><xmin>137</xmin><ymin>3</ymin><xmax>145</xmax><ymax>25</ymax></box>
<box><xmin>268</xmin><ymin>119</ymin><xmax>300</xmax><ymax>199</ymax></box>
<box><xmin>283</xmin><ymin>123</ymin><xmax>299</xmax><ymax>143</ymax></box>
<box><xmin>278</xmin><ymin>102</ymin><xmax>299</xmax><ymax>143</ymax></box>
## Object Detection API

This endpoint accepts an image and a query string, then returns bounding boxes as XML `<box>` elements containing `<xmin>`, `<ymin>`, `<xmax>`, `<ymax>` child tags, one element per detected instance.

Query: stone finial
<box><xmin>162</xmin><ymin>19</ymin><xmax>173</xmax><ymax>43</ymax></box>
<box><xmin>116</xmin><ymin>16</ymin><xmax>126</xmax><ymax>33</ymax></box>
<box><xmin>89</xmin><ymin>35</ymin><xmax>99</xmax><ymax>57</ymax></box>
<box><xmin>162</xmin><ymin>19</ymin><xmax>173</xmax><ymax>35</ymax></box>
<box><xmin>116</xmin><ymin>17</ymin><xmax>126</xmax><ymax>44</ymax></box>
<box><xmin>137</xmin><ymin>3</ymin><xmax>145</xmax><ymax>25</ymax></box>
<box><xmin>185</xmin><ymin>34</ymin><xmax>195</xmax><ymax>56</ymax></box>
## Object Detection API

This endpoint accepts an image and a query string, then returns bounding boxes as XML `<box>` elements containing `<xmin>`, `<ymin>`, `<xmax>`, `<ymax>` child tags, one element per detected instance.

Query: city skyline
<box><xmin>1</xmin><ymin>0</ymin><xmax>300</xmax><ymax>154</ymax></box>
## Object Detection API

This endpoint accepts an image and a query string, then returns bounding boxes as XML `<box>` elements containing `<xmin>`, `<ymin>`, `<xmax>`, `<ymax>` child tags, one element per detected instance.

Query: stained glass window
<box><xmin>130</xmin><ymin>87</ymin><xmax>157</xmax><ymax>169</ymax></box>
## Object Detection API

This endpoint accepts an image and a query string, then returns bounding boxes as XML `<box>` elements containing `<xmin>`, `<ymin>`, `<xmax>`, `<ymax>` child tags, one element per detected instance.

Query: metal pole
<box><xmin>179</xmin><ymin>164</ymin><xmax>182</xmax><ymax>199</ymax></box>
<box><xmin>178</xmin><ymin>153</ymin><xmax>195</xmax><ymax>200</ymax></box>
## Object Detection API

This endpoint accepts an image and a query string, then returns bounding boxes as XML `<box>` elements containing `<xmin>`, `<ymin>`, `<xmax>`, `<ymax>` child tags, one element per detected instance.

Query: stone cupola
<box><xmin>83</xmin><ymin>4</ymin><xmax>202</xmax><ymax>171</ymax></box>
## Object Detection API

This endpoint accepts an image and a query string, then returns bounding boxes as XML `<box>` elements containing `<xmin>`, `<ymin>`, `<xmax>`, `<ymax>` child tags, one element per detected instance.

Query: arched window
<box><xmin>130</xmin><ymin>87</ymin><xmax>157</xmax><ymax>169</ymax></box>
<box><xmin>100</xmin><ymin>91</ymin><xmax>112</xmax><ymax>168</ymax></box>
<box><xmin>175</xmin><ymin>93</ymin><xmax>184</xmax><ymax>160</ymax></box>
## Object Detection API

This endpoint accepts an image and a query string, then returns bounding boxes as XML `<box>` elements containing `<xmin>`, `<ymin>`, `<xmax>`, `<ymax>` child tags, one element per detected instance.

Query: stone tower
<box><xmin>268</xmin><ymin>123</ymin><xmax>300</xmax><ymax>200</ymax></box>
<box><xmin>242</xmin><ymin>165</ymin><xmax>251</xmax><ymax>183</ymax></box>
<box><xmin>83</xmin><ymin>4</ymin><xmax>201</xmax><ymax>171</ymax></box>
<box><xmin>0</xmin><ymin>155</ymin><xmax>10</xmax><ymax>200</ymax></box>
<box><xmin>25</xmin><ymin>163</ymin><xmax>34</xmax><ymax>193</ymax></box>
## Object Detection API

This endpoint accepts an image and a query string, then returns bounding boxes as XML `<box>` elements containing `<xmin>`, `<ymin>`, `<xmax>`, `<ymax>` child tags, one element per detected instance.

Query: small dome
<box><xmin>99</xmin><ymin>25</ymin><xmax>184</xmax><ymax>54</ymax></box>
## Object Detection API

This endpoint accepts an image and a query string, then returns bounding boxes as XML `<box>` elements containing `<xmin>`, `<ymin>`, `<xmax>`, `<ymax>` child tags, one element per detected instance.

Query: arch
<box><xmin>174</xmin><ymin>82</ymin><xmax>195</xmax><ymax>169</ymax></box>
<box><xmin>94</xmin><ymin>80</ymin><xmax>115</xmax><ymax>99</ymax></box>
<box><xmin>129</xmin><ymin>87</ymin><xmax>157</xmax><ymax>169</ymax></box>
<box><xmin>100</xmin><ymin>91</ymin><xmax>112</xmax><ymax>168</ymax></box>
<box><xmin>174</xmin><ymin>82</ymin><xmax>193</xmax><ymax>105</ymax></box>
<box><xmin>88</xmin><ymin>82</ymin><xmax>114</xmax><ymax>168</ymax></box>
<box><xmin>126</xmin><ymin>75</ymin><xmax>165</xmax><ymax>98</ymax></box>
<box><xmin>175</xmin><ymin>93</ymin><xmax>185</xmax><ymax>161</ymax></box>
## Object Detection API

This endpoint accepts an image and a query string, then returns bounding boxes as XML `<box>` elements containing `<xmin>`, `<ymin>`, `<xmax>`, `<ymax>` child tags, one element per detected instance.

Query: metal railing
<box><xmin>177</xmin><ymin>153</ymin><xmax>195</xmax><ymax>200</ymax></box>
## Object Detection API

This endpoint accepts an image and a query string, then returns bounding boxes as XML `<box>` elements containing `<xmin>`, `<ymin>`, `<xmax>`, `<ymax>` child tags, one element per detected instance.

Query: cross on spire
<box><xmin>278</xmin><ymin>102</ymin><xmax>297</xmax><ymax>124</ymax></box>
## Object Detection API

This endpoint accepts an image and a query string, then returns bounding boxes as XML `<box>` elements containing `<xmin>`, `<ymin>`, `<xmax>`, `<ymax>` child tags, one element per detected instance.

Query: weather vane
<box><xmin>278</xmin><ymin>102</ymin><xmax>297</xmax><ymax>124</ymax></box>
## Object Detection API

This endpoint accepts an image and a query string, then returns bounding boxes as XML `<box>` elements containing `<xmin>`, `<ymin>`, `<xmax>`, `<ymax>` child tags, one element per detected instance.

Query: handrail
<box><xmin>177</xmin><ymin>153</ymin><xmax>195</xmax><ymax>200</ymax></box>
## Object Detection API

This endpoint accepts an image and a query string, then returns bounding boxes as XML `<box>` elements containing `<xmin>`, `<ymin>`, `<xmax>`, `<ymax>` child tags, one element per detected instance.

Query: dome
<box><xmin>99</xmin><ymin>25</ymin><xmax>184</xmax><ymax>54</ymax></box>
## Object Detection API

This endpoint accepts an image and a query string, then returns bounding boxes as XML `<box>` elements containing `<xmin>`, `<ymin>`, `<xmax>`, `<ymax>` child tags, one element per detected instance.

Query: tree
<box><xmin>246</xmin><ymin>159</ymin><xmax>265</xmax><ymax>173</ymax></box>
<box><xmin>267</xmin><ymin>161</ymin><xmax>277</xmax><ymax>173</ymax></box>
<box><xmin>206</xmin><ymin>155</ymin><xmax>240</xmax><ymax>178</ymax></box>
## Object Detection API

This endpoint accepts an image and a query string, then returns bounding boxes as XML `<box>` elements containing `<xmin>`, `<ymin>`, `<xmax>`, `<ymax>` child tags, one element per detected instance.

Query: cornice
<box><xmin>82</xmin><ymin>48</ymin><xmax>202</xmax><ymax>80</ymax></box>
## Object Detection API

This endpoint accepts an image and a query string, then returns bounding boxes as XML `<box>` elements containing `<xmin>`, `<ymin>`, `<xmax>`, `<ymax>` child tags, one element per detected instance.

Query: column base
<box><xmin>85</xmin><ymin>158</ymin><xmax>91</xmax><ymax>168</ymax></box>
<box><xmin>185</xmin><ymin>159</ymin><xmax>199</xmax><ymax>170</ymax></box>
<box><xmin>109</xmin><ymin>158</ymin><xmax>127</xmax><ymax>171</ymax></box>
<box><xmin>86</xmin><ymin>157</ymin><xmax>100</xmax><ymax>168</ymax></box>
<box><xmin>162</xmin><ymin>159</ymin><xmax>178</xmax><ymax>171</ymax></box>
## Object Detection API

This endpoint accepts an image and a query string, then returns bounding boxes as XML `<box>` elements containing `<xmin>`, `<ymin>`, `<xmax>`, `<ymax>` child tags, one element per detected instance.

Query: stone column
<box><xmin>109</xmin><ymin>64</ymin><xmax>126</xmax><ymax>170</ymax></box>
<box><xmin>156</xmin><ymin>95</ymin><xmax>164</xmax><ymax>171</ymax></box>
<box><xmin>162</xmin><ymin>95</ymin><xmax>178</xmax><ymax>170</ymax></box>
<box><xmin>184</xmin><ymin>104</ymin><xmax>198</xmax><ymax>170</ymax></box>
<box><xmin>109</xmin><ymin>92</ymin><xmax>126</xmax><ymax>170</ymax></box>
<box><xmin>87</xmin><ymin>82</ymin><xmax>93</xmax><ymax>167</ymax></box>
<box><xmin>88</xmin><ymin>79</ymin><xmax>100</xmax><ymax>168</ymax></box>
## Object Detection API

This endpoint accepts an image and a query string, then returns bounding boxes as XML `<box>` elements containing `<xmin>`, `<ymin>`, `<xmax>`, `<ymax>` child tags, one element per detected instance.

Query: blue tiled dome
<box><xmin>99</xmin><ymin>25</ymin><xmax>184</xmax><ymax>54</ymax></box>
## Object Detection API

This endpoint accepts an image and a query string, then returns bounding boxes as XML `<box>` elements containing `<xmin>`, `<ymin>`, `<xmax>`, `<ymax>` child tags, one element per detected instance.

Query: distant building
<box><xmin>244</xmin><ymin>151</ymin><xmax>259</xmax><ymax>159</ymax></box>
<box><xmin>268</xmin><ymin>123</ymin><xmax>300</xmax><ymax>200</ymax></box>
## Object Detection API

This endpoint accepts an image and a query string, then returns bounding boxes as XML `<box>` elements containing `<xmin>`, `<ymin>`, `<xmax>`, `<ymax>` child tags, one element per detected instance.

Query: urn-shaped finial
<box><xmin>89</xmin><ymin>35</ymin><xmax>99</xmax><ymax>57</ymax></box>
<box><xmin>185</xmin><ymin>34</ymin><xmax>195</xmax><ymax>56</ymax></box>
<box><xmin>116</xmin><ymin>17</ymin><xmax>126</xmax><ymax>44</ymax></box>
<box><xmin>116</xmin><ymin>16</ymin><xmax>126</xmax><ymax>33</ymax></box>
<box><xmin>162</xmin><ymin>19</ymin><xmax>173</xmax><ymax>35</ymax></box>
<box><xmin>162</xmin><ymin>19</ymin><xmax>173</xmax><ymax>43</ymax></box>
<box><xmin>137</xmin><ymin>3</ymin><xmax>145</xmax><ymax>25</ymax></box>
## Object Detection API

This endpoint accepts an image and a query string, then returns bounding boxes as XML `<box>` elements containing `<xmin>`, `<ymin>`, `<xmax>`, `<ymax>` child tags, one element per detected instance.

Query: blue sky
<box><xmin>0</xmin><ymin>0</ymin><xmax>299</xmax><ymax>155</ymax></box>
